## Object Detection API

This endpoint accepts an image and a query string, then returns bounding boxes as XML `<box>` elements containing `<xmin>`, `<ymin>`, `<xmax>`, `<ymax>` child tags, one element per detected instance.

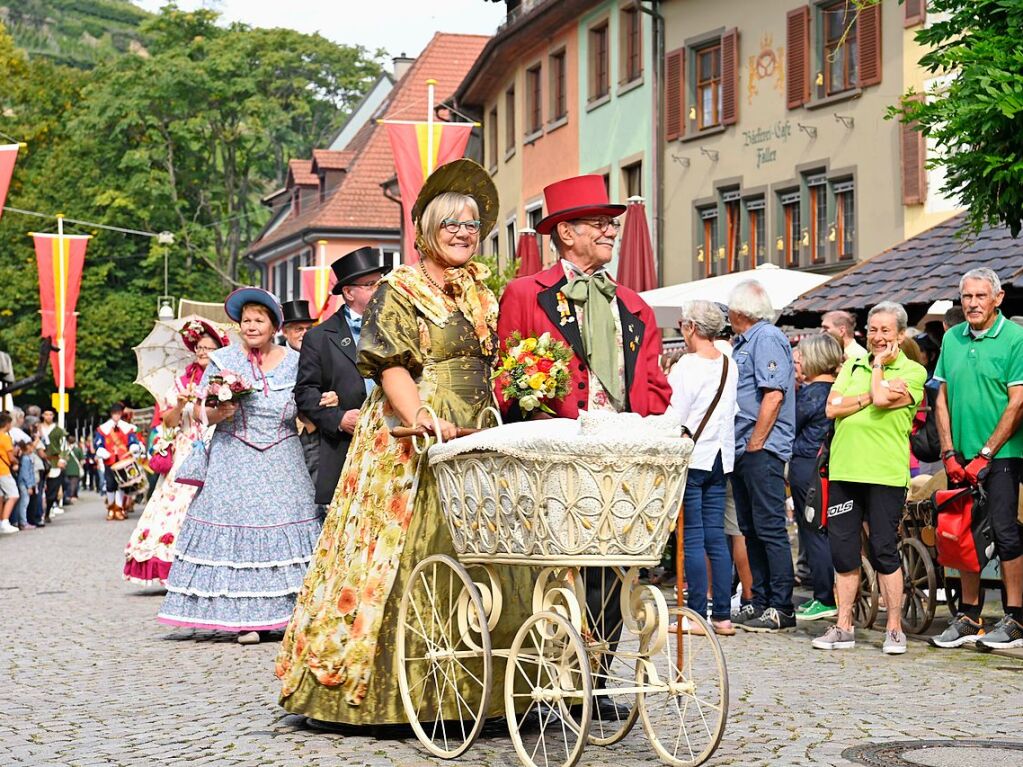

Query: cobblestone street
<box><xmin>2</xmin><ymin>493</ymin><xmax>1022</xmax><ymax>767</ymax></box>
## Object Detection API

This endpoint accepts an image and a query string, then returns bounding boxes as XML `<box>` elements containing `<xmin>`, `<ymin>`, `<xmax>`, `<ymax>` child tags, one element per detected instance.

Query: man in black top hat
<box><xmin>280</xmin><ymin>300</ymin><xmax>315</xmax><ymax>352</ymax></box>
<box><xmin>294</xmin><ymin>246</ymin><xmax>387</xmax><ymax>507</ymax></box>
<box><xmin>280</xmin><ymin>299</ymin><xmax>319</xmax><ymax>482</ymax></box>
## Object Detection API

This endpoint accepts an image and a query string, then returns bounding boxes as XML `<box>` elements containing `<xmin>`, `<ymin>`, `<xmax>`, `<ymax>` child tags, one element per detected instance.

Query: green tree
<box><xmin>0</xmin><ymin>8</ymin><xmax>382</xmax><ymax>414</ymax></box>
<box><xmin>72</xmin><ymin>7</ymin><xmax>383</xmax><ymax>285</ymax></box>
<box><xmin>892</xmin><ymin>0</ymin><xmax>1023</xmax><ymax>236</ymax></box>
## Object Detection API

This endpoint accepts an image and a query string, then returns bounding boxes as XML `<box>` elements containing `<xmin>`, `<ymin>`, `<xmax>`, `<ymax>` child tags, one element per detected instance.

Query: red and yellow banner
<box><xmin>384</xmin><ymin>122</ymin><xmax>473</xmax><ymax>262</ymax></box>
<box><xmin>32</xmin><ymin>232</ymin><xmax>89</xmax><ymax>388</ymax></box>
<box><xmin>301</xmin><ymin>266</ymin><xmax>343</xmax><ymax>321</ymax></box>
<box><xmin>0</xmin><ymin>144</ymin><xmax>20</xmax><ymax>223</ymax></box>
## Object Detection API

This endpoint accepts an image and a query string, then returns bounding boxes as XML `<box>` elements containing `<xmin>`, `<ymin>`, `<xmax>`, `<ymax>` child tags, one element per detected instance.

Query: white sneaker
<box><xmin>51</xmin><ymin>507</ymin><xmax>65</xmax><ymax>516</ymax></box>
<box><xmin>0</xmin><ymin>520</ymin><xmax>20</xmax><ymax>535</ymax></box>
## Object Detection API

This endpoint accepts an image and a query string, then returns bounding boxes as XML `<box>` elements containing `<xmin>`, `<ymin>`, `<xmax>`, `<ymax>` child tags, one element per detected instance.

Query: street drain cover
<box><xmin>843</xmin><ymin>740</ymin><xmax>1023</xmax><ymax>767</ymax></box>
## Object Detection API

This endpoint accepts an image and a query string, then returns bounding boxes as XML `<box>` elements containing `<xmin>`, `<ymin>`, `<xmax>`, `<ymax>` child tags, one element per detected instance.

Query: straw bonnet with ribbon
<box><xmin>392</xmin><ymin>159</ymin><xmax>501</xmax><ymax>356</ymax></box>
<box><xmin>225</xmin><ymin>287</ymin><xmax>285</xmax><ymax>330</ymax></box>
<box><xmin>536</xmin><ymin>174</ymin><xmax>627</xmax><ymax>405</ymax></box>
<box><xmin>411</xmin><ymin>158</ymin><xmax>499</xmax><ymax>245</ymax></box>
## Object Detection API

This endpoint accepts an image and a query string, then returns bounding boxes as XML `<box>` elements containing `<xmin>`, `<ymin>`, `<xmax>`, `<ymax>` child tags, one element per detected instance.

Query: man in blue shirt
<box><xmin>728</xmin><ymin>280</ymin><xmax>797</xmax><ymax>631</ymax></box>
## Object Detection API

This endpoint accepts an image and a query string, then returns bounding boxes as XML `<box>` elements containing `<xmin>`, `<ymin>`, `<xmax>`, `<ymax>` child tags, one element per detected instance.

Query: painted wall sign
<box><xmin>742</xmin><ymin>120</ymin><xmax>791</xmax><ymax>168</ymax></box>
<box><xmin>747</xmin><ymin>33</ymin><xmax>786</xmax><ymax>105</ymax></box>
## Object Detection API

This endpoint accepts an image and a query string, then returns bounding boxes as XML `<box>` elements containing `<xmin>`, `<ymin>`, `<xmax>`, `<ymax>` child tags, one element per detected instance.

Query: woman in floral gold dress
<box><xmin>276</xmin><ymin>160</ymin><xmax>530</xmax><ymax>726</ymax></box>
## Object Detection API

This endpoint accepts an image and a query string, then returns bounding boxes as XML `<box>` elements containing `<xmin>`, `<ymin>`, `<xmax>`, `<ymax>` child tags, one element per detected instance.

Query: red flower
<box><xmin>140</xmin><ymin>529</ymin><xmax>150</xmax><ymax>540</ymax></box>
<box><xmin>159</xmin><ymin>532</ymin><xmax>175</xmax><ymax>545</ymax></box>
<box><xmin>538</xmin><ymin>358</ymin><xmax>554</xmax><ymax>373</ymax></box>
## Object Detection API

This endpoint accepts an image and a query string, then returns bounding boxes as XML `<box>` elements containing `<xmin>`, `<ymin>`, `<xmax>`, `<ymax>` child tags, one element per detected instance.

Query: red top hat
<box><xmin>534</xmin><ymin>175</ymin><xmax>626</xmax><ymax>235</ymax></box>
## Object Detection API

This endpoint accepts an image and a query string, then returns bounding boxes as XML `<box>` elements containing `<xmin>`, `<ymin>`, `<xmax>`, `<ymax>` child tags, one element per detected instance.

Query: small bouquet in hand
<box><xmin>493</xmin><ymin>332</ymin><xmax>572</xmax><ymax>414</ymax></box>
<box><xmin>204</xmin><ymin>370</ymin><xmax>255</xmax><ymax>407</ymax></box>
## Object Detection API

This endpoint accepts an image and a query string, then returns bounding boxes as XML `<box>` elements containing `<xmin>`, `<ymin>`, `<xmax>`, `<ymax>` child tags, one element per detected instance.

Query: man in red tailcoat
<box><xmin>497</xmin><ymin>174</ymin><xmax>670</xmax><ymax>420</ymax></box>
<box><xmin>496</xmin><ymin>175</ymin><xmax>671</xmax><ymax>711</ymax></box>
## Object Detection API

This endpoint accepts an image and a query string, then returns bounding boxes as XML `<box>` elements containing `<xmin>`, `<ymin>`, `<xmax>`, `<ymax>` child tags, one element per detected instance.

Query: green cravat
<box><xmin>561</xmin><ymin>271</ymin><xmax>623</xmax><ymax>405</ymax></box>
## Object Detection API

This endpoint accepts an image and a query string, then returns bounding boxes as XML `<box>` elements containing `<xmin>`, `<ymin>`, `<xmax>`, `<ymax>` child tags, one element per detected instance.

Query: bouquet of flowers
<box><xmin>204</xmin><ymin>370</ymin><xmax>255</xmax><ymax>407</ymax></box>
<box><xmin>493</xmin><ymin>332</ymin><xmax>572</xmax><ymax>414</ymax></box>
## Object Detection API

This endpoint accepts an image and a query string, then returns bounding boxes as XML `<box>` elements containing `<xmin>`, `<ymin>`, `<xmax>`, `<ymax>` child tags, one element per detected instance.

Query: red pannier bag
<box><xmin>931</xmin><ymin>485</ymin><xmax>996</xmax><ymax>573</ymax></box>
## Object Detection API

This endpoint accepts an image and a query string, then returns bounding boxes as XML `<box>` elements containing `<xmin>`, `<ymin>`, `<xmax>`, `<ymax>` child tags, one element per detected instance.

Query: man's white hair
<box><xmin>959</xmin><ymin>267</ymin><xmax>1002</xmax><ymax>296</ymax></box>
<box><xmin>728</xmin><ymin>279</ymin><xmax>775</xmax><ymax>322</ymax></box>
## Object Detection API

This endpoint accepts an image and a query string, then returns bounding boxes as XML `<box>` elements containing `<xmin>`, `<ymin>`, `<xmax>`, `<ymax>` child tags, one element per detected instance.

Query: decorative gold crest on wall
<box><xmin>747</xmin><ymin>33</ymin><xmax>786</xmax><ymax>105</ymax></box>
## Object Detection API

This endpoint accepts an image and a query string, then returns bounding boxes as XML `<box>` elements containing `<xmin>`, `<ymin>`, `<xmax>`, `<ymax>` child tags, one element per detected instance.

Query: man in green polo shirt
<box><xmin>933</xmin><ymin>268</ymin><xmax>1023</xmax><ymax>651</ymax></box>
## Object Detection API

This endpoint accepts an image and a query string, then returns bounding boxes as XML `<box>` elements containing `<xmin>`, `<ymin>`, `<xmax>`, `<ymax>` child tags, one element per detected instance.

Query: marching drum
<box><xmin>111</xmin><ymin>457</ymin><xmax>146</xmax><ymax>491</ymax></box>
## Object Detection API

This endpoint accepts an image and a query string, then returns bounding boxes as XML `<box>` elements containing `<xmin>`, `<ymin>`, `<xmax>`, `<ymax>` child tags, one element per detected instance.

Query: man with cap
<box><xmin>294</xmin><ymin>247</ymin><xmax>386</xmax><ymax>508</ymax></box>
<box><xmin>279</xmin><ymin>299</ymin><xmax>319</xmax><ymax>482</ymax></box>
<box><xmin>497</xmin><ymin>174</ymin><xmax>671</xmax><ymax>706</ymax></box>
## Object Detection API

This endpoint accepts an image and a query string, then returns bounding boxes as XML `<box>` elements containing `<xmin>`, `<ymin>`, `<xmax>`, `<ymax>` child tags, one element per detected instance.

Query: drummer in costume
<box><xmin>94</xmin><ymin>403</ymin><xmax>142</xmax><ymax>521</ymax></box>
<box><xmin>276</xmin><ymin>159</ymin><xmax>533</xmax><ymax>726</ymax></box>
<box><xmin>496</xmin><ymin>174</ymin><xmax>671</xmax><ymax>688</ymax></box>
<box><xmin>291</xmin><ymin>249</ymin><xmax>385</xmax><ymax>508</ymax></box>
<box><xmin>280</xmin><ymin>300</ymin><xmax>320</xmax><ymax>485</ymax></box>
<box><xmin>123</xmin><ymin>320</ymin><xmax>227</xmax><ymax>585</ymax></box>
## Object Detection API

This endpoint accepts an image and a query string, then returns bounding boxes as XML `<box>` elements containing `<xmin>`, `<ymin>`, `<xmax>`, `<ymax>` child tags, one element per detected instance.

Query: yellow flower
<box><xmin>522</xmin><ymin>337</ymin><xmax>538</xmax><ymax>352</ymax></box>
<box><xmin>528</xmin><ymin>372</ymin><xmax>547</xmax><ymax>390</ymax></box>
<box><xmin>502</xmin><ymin>356</ymin><xmax>516</xmax><ymax>371</ymax></box>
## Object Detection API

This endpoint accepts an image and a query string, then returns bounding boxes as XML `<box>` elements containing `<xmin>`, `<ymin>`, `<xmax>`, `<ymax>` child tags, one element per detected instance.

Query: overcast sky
<box><xmin>135</xmin><ymin>1</ymin><xmax>506</xmax><ymax>59</ymax></box>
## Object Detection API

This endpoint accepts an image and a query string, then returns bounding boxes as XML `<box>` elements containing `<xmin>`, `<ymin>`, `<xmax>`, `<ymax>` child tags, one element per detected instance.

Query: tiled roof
<box><xmin>247</xmin><ymin>32</ymin><xmax>490</xmax><ymax>259</ymax></box>
<box><xmin>311</xmin><ymin>149</ymin><xmax>353</xmax><ymax>172</ymax></box>
<box><xmin>787</xmin><ymin>212</ymin><xmax>1023</xmax><ymax>314</ymax></box>
<box><xmin>287</xmin><ymin>159</ymin><xmax>318</xmax><ymax>187</ymax></box>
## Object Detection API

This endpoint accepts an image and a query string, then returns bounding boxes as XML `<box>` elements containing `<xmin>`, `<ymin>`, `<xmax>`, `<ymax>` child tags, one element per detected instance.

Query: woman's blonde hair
<box><xmin>416</xmin><ymin>192</ymin><xmax>480</xmax><ymax>259</ymax></box>
<box><xmin>798</xmin><ymin>333</ymin><xmax>844</xmax><ymax>379</ymax></box>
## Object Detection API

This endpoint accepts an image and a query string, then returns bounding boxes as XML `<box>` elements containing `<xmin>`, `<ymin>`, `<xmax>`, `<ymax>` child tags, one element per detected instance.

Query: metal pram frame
<box><xmin>394</xmin><ymin>407</ymin><xmax>729</xmax><ymax>767</ymax></box>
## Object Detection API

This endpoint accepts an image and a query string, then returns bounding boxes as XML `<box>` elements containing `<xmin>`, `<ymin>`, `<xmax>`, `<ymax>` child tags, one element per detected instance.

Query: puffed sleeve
<box><xmin>357</xmin><ymin>283</ymin><xmax>425</xmax><ymax>381</ymax></box>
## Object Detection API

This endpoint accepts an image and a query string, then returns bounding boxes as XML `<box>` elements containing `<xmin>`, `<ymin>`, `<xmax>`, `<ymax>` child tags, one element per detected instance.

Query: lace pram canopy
<box><xmin>428</xmin><ymin>411</ymin><xmax>693</xmax><ymax>565</ymax></box>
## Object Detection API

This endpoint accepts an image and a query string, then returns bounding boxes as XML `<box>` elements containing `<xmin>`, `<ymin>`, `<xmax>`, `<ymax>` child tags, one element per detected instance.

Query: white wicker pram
<box><xmin>396</xmin><ymin>409</ymin><xmax>729</xmax><ymax>767</ymax></box>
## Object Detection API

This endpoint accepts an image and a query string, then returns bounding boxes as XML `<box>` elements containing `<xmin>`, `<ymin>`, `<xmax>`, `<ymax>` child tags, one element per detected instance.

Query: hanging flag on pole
<box><xmin>31</xmin><ymin>225</ymin><xmax>89</xmax><ymax>395</ymax></box>
<box><xmin>381</xmin><ymin>80</ymin><xmax>475</xmax><ymax>263</ymax></box>
<box><xmin>300</xmin><ymin>239</ymin><xmax>344</xmax><ymax>321</ymax></box>
<box><xmin>0</xmin><ymin>143</ymin><xmax>23</xmax><ymax>223</ymax></box>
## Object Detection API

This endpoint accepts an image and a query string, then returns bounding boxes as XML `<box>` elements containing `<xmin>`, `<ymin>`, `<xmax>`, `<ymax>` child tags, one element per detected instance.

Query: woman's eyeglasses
<box><xmin>441</xmin><ymin>218</ymin><xmax>481</xmax><ymax>235</ymax></box>
<box><xmin>195</xmin><ymin>345</ymin><xmax>218</xmax><ymax>353</ymax></box>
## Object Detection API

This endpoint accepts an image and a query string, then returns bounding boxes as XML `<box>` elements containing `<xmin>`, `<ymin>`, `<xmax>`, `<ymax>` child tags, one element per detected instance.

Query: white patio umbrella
<box><xmin>132</xmin><ymin>315</ymin><xmax>239</xmax><ymax>402</ymax></box>
<box><xmin>639</xmin><ymin>263</ymin><xmax>832</xmax><ymax>328</ymax></box>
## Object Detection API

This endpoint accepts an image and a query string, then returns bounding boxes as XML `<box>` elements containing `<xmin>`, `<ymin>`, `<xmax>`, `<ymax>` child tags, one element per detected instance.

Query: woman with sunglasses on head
<box><xmin>277</xmin><ymin>160</ymin><xmax>533</xmax><ymax>727</ymax></box>
<box><xmin>123</xmin><ymin>321</ymin><xmax>227</xmax><ymax>586</ymax></box>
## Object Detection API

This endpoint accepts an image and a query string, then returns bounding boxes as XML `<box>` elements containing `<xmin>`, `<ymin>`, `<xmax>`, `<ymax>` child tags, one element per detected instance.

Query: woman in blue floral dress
<box><xmin>158</xmin><ymin>288</ymin><xmax>321</xmax><ymax>644</ymax></box>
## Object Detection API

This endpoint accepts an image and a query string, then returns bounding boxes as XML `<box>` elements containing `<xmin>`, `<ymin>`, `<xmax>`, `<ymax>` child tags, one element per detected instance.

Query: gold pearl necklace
<box><xmin>419</xmin><ymin>258</ymin><xmax>446</xmax><ymax>293</ymax></box>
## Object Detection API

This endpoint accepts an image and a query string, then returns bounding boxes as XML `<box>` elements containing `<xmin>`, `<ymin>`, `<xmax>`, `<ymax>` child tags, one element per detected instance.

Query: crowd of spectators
<box><xmin>666</xmin><ymin>266</ymin><xmax>1022</xmax><ymax>653</ymax></box>
<box><xmin>0</xmin><ymin>404</ymin><xmax>96</xmax><ymax>535</ymax></box>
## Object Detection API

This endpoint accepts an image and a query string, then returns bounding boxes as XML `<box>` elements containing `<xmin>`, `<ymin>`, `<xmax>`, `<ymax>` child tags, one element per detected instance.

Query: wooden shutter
<box><xmin>904</xmin><ymin>0</ymin><xmax>926</xmax><ymax>28</ymax></box>
<box><xmin>859</xmin><ymin>2</ymin><xmax>883</xmax><ymax>87</ymax></box>
<box><xmin>665</xmin><ymin>47</ymin><xmax>685</xmax><ymax>141</ymax></box>
<box><xmin>786</xmin><ymin>7</ymin><xmax>810</xmax><ymax>109</ymax></box>
<box><xmin>721</xmin><ymin>28</ymin><xmax>739</xmax><ymax>126</ymax></box>
<box><xmin>901</xmin><ymin>96</ymin><xmax>926</xmax><ymax>205</ymax></box>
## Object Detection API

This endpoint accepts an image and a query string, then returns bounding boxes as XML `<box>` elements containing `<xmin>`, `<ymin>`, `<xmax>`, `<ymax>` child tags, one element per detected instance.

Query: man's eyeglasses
<box><xmin>573</xmin><ymin>217</ymin><xmax>622</xmax><ymax>233</ymax></box>
<box><xmin>441</xmin><ymin>218</ymin><xmax>482</xmax><ymax>235</ymax></box>
<box><xmin>348</xmin><ymin>281</ymin><xmax>378</xmax><ymax>289</ymax></box>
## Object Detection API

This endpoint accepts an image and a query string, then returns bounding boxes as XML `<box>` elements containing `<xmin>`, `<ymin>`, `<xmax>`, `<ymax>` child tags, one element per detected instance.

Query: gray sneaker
<box><xmin>811</xmin><ymin>624</ymin><xmax>855</xmax><ymax>650</ymax></box>
<box><xmin>976</xmin><ymin>615</ymin><xmax>1023</xmax><ymax>652</ymax></box>
<box><xmin>882</xmin><ymin>629</ymin><xmax>907</xmax><ymax>655</ymax></box>
<box><xmin>930</xmin><ymin>613</ymin><xmax>984</xmax><ymax>648</ymax></box>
